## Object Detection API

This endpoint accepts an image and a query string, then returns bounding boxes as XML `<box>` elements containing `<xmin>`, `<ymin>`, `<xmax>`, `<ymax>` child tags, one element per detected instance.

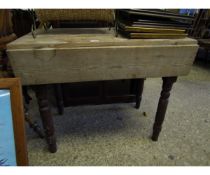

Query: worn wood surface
<box><xmin>7</xmin><ymin>28</ymin><xmax>198</xmax><ymax>85</ymax></box>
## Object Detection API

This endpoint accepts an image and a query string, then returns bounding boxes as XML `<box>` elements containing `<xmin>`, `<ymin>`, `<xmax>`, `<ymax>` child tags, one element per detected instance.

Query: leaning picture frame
<box><xmin>0</xmin><ymin>78</ymin><xmax>28</xmax><ymax>166</ymax></box>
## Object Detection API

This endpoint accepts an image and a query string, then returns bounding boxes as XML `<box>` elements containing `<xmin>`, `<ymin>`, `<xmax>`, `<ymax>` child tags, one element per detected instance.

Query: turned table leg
<box><xmin>54</xmin><ymin>84</ymin><xmax>64</xmax><ymax>115</ymax></box>
<box><xmin>22</xmin><ymin>86</ymin><xmax>32</xmax><ymax>104</ymax></box>
<box><xmin>152</xmin><ymin>76</ymin><xmax>177</xmax><ymax>141</ymax></box>
<box><xmin>135</xmin><ymin>78</ymin><xmax>145</xmax><ymax>109</ymax></box>
<box><xmin>35</xmin><ymin>85</ymin><xmax>57</xmax><ymax>153</ymax></box>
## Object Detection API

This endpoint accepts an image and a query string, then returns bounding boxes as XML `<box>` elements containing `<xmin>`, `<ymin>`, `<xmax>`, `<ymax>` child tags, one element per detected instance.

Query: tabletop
<box><xmin>7</xmin><ymin>28</ymin><xmax>198</xmax><ymax>85</ymax></box>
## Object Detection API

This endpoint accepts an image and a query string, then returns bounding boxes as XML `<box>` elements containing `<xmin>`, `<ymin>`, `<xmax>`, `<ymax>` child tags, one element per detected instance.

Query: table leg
<box><xmin>135</xmin><ymin>78</ymin><xmax>145</xmax><ymax>109</ymax></box>
<box><xmin>22</xmin><ymin>86</ymin><xmax>32</xmax><ymax>104</ymax></box>
<box><xmin>35</xmin><ymin>85</ymin><xmax>57</xmax><ymax>153</ymax></box>
<box><xmin>54</xmin><ymin>84</ymin><xmax>64</xmax><ymax>115</ymax></box>
<box><xmin>151</xmin><ymin>76</ymin><xmax>177</xmax><ymax>141</ymax></box>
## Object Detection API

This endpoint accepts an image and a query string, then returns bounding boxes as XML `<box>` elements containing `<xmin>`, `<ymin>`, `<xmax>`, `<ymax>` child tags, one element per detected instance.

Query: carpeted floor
<box><xmin>26</xmin><ymin>60</ymin><xmax>210</xmax><ymax>166</ymax></box>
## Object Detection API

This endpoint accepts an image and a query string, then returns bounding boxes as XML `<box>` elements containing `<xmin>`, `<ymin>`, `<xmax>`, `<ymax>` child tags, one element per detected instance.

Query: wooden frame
<box><xmin>0</xmin><ymin>78</ymin><xmax>28</xmax><ymax>166</ymax></box>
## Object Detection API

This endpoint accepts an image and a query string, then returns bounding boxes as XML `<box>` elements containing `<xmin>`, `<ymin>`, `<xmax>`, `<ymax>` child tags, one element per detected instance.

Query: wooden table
<box><xmin>7</xmin><ymin>28</ymin><xmax>198</xmax><ymax>153</ymax></box>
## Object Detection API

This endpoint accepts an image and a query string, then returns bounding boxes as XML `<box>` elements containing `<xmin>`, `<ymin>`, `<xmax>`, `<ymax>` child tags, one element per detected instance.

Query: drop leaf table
<box><xmin>7</xmin><ymin>28</ymin><xmax>198</xmax><ymax>153</ymax></box>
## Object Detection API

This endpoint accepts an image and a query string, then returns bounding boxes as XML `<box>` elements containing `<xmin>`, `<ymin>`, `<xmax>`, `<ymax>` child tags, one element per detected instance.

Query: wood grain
<box><xmin>7</xmin><ymin>28</ymin><xmax>198</xmax><ymax>85</ymax></box>
<box><xmin>7</xmin><ymin>28</ymin><xmax>197</xmax><ymax>49</ymax></box>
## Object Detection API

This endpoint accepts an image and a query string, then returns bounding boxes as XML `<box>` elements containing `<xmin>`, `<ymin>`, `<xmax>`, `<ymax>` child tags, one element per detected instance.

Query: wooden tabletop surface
<box><xmin>7</xmin><ymin>28</ymin><xmax>198</xmax><ymax>85</ymax></box>
<box><xmin>7</xmin><ymin>28</ymin><xmax>197</xmax><ymax>50</ymax></box>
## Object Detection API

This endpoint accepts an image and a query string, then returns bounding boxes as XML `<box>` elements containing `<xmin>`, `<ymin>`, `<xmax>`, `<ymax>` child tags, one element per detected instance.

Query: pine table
<box><xmin>7</xmin><ymin>28</ymin><xmax>198</xmax><ymax>153</ymax></box>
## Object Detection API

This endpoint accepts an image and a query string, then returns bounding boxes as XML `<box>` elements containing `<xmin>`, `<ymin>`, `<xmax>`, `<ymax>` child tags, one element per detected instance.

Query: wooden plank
<box><xmin>7</xmin><ymin>28</ymin><xmax>197</xmax><ymax>50</ymax></box>
<box><xmin>131</xmin><ymin>24</ymin><xmax>188</xmax><ymax>30</ymax></box>
<box><xmin>7</xmin><ymin>28</ymin><xmax>198</xmax><ymax>85</ymax></box>
<box><xmin>119</xmin><ymin>23</ymin><xmax>186</xmax><ymax>33</ymax></box>
<box><xmin>8</xmin><ymin>44</ymin><xmax>198</xmax><ymax>85</ymax></box>
<box><xmin>130</xmin><ymin>33</ymin><xmax>187</xmax><ymax>39</ymax></box>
